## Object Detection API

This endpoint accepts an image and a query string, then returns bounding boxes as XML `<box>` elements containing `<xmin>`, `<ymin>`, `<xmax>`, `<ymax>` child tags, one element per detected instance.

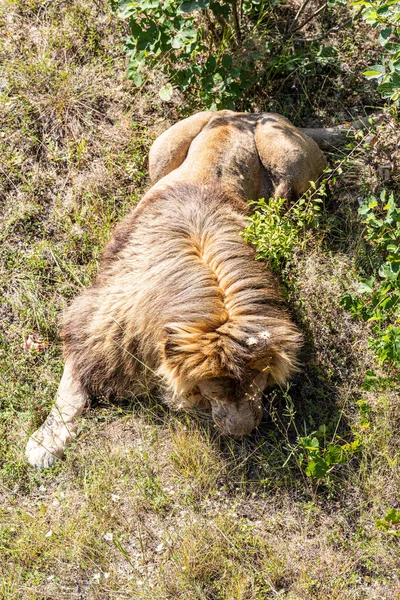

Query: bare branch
<box><xmin>289</xmin><ymin>2</ymin><xmax>328</xmax><ymax>36</ymax></box>
<box><xmin>290</xmin><ymin>0</ymin><xmax>313</xmax><ymax>33</ymax></box>
<box><xmin>232</xmin><ymin>0</ymin><xmax>242</xmax><ymax>44</ymax></box>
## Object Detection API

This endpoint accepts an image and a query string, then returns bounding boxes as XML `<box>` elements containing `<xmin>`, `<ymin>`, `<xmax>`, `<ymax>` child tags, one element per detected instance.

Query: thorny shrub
<box><xmin>113</xmin><ymin>0</ymin><xmax>262</xmax><ymax>108</ymax></box>
<box><xmin>112</xmin><ymin>0</ymin><xmax>353</xmax><ymax>110</ymax></box>
<box><xmin>113</xmin><ymin>0</ymin><xmax>400</xmax><ymax>109</ymax></box>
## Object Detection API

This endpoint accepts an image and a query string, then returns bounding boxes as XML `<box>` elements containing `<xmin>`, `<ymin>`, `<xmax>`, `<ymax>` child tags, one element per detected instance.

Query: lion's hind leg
<box><xmin>26</xmin><ymin>359</ymin><xmax>88</xmax><ymax>468</ymax></box>
<box><xmin>149</xmin><ymin>111</ymin><xmax>214</xmax><ymax>184</ymax></box>
<box><xmin>254</xmin><ymin>113</ymin><xmax>327</xmax><ymax>198</ymax></box>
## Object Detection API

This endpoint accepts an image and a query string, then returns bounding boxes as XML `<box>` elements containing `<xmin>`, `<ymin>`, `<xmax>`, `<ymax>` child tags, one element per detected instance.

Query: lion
<box><xmin>26</xmin><ymin>110</ymin><xmax>327</xmax><ymax>468</ymax></box>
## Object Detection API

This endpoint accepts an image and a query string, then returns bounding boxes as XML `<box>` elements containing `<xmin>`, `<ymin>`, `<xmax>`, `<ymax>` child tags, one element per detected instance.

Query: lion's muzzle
<box><xmin>210</xmin><ymin>397</ymin><xmax>263</xmax><ymax>438</ymax></box>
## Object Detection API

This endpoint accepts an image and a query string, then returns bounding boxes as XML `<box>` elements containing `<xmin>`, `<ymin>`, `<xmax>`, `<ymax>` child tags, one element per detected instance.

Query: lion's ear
<box><xmin>244</xmin><ymin>331</ymin><xmax>273</xmax><ymax>374</ymax></box>
<box><xmin>248</xmin><ymin>343</ymin><xmax>301</xmax><ymax>387</ymax></box>
<box><xmin>244</xmin><ymin>329</ymin><xmax>293</xmax><ymax>385</ymax></box>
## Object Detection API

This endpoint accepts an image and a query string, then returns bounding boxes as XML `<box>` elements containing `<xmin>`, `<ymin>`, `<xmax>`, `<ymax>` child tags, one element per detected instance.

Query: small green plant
<box><xmin>297</xmin><ymin>427</ymin><xmax>361</xmax><ymax>481</ymax></box>
<box><xmin>376</xmin><ymin>508</ymin><xmax>400</xmax><ymax>536</ymax></box>
<box><xmin>243</xmin><ymin>186</ymin><xmax>326</xmax><ymax>272</ymax></box>
<box><xmin>352</xmin><ymin>0</ymin><xmax>400</xmax><ymax>103</ymax></box>
<box><xmin>277</xmin><ymin>395</ymin><xmax>363</xmax><ymax>488</ymax></box>
<box><xmin>340</xmin><ymin>190</ymin><xmax>400</xmax><ymax>366</ymax></box>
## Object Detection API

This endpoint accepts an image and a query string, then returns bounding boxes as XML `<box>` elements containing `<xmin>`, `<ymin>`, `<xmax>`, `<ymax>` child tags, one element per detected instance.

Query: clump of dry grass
<box><xmin>168</xmin><ymin>420</ymin><xmax>225</xmax><ymax>496</ymax></box>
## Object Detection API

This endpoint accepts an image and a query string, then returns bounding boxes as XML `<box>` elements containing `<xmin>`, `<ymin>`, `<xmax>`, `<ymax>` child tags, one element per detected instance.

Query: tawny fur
<box><xmin>62</xmin><ymin>184</ymin><xmax>302</xmax><ymax>404</ymax></box>
<box><xmin>26</xmin><ymin>110</ymin><xmax>327</xmax><ymax>467</ymax></box>
<box><xmin>149</xmin><ymin>110</ymin><xmax>326</xmax><ymax>200</ymax></box>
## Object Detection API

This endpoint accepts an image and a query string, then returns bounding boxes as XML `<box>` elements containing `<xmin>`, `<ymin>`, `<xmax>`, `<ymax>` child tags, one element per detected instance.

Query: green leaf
<box><xmin>363</xmin><ymin>64</ymin><xmax>385</xmax><ymax>79</ymax></box>
<box><xmin>359</xmin><ymin>205</ymin><xmax>371</xmax><ymax>216</ymax></box>
<box><xmin>130</xmin><ymin>71</ymin><xmax>143</xmax><ymax>86</ymax></box>
<box><xmin>221</xmin><ymin>54</ymin><xmax>232</xmax><ymax>69</ymax></box>
<box><xmin>325</xmin><ymin>444</ymin><xmax>345</xmax><ymax>465</ymax></box>
<box><xmin>306</xmin><ymin>457</ymin><xmax>329</xmax><ymax>479</ymax></box>
<box><xmin>377</xmin><ymin>5</ymin><xmax>392</xmax><ymax>17</ymax></box>
<box><xmin>357</xmin><ymin>276</ymin><xmax>376</xmax><ymax>294</ymax></box>
<box><xmin>380</xmin><ymin>26</ymin><xmax>392</xmax><ymax>46</ymax></box>
<box><xmin>159</xmin><ymin>83</ymin><xmax>173</xmax><ymax>101</ymax></box>
<box><xmin>379</xmin><ymin>261</ymin><xmax>400</xmax><ymax>280</ymax></box>
<box><xmin>171</xmin><ymin>27</ymin><xmax>197</xmax><ymax>49</ymax></box>
<box><xmin>180</xmin><ymin>0</ymin><xmax>209</xmax><ymax>12</ymax></box>
<box><xmin>205</xmin><ymin>55</ymin><xmax>217</xmax><ymax>72</ymax></box>
<box><xmin>384</xmin><ymin>42</ymin><xmax>400</xmax><ymax>55</ymax></box>
<box><xmin>210</xmin><ymin>1</ymin><xmax>231</xmax><ymax>18</ymax></box>
<box><xmin>368</xmin><ymin>198</ymin><xmax>378</xmax><ymax>208</ymax></box>
<box><xmin>385</xmin><ymin>508</ymin><xmax>400</xmax><ymax>524</ymax></box>
<box><xmin>213</xmin><ymin>72</ymin><xmax>223</xmax><ymax>83</ymax></box>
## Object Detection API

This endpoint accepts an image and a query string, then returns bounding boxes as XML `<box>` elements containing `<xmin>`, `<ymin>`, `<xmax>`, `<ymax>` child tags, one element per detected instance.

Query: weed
<box><xmin>376</xmin><ymin>508</ymin><xmax>400</xmax><ymax>536</ymax></box>
<box><xmin>243</xmin><ymin>185</ymin><xmax>326</xmax><ymax>272</ymax></box>
<box><xmin>341</xmin><ymin>189</ymin><xmax>400</xmax><ymax>366</ymax></box>
<box><xmin>168</xmin><ymin>419</ymin><xmax>224</xmax><ymax>497</ymax></box>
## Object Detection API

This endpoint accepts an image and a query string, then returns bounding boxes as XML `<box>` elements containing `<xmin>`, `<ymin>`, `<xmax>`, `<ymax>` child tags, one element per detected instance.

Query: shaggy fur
<box><xmin>26</xmin><ymin>110</ymin><xmax>327</xmax><ymax>467</ymax></box>
<box><xmin>62</xmin><ymin>183</ymin><xmax>302</xmax><ymax>405</ymax></box>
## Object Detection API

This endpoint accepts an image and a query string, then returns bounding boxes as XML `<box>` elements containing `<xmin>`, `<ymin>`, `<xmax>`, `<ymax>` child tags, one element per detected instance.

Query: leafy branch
<box><xmin>352</xmin><ymin>0</ymin><xmax>400</xmax><ymax>103</ymax></box>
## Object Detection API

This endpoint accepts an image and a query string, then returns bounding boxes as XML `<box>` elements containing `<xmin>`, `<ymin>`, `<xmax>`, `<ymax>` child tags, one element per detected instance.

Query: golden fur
<box><xmin>26</xmin><ymin>111</ymin><xmax>327</xmax><ymax>468</ymax></box>
<box><xmin>62</xmin><ymin>184</ymin><xmax>301</xmax><ymax>401</ymax></box>
<box><xmin>149</xmin><ymin>110</ymin><xmax>326</xmax><ymax>199</ymax></box>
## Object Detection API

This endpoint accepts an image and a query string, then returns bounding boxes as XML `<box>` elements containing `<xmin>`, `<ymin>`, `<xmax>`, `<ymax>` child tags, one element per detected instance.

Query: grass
<box><xmin>1</xmin><ymin>0</ymin><xmax>400</xmax><ymax>598</ymax></box>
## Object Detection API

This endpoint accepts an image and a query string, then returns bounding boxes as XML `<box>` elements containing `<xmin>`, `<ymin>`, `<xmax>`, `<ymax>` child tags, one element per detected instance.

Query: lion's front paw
<box><xmin>25</xmin><ymin>432</ymin><xmax>64</xmax><ymax>469</ymax></box>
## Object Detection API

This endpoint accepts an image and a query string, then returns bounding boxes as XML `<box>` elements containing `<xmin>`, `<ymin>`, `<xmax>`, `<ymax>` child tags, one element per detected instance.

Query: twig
<box><xmin>231</xmin><ymin>0</ymin><xmax>242</xmax><ymax>44</ymax></box>
<box><xmin>291</xmin><ymin>0</ymin><xmax>313</xmax><ymax>32</ymax></box>
<box><xmin>289</xmin><ymin>2</ymin><xmax>328</xmax><ymax>35</ymax></box>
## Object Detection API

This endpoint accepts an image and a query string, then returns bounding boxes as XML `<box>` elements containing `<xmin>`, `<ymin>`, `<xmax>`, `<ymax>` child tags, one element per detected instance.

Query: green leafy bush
<box><xmin>242</xmin><ymin>187</ymin><xmax>326</xmax><ymax>272</ymax></box>
<box><xmin>113</xmin><ymin>0</ymin><xmax>261</xmax><ymax>108</ymax></box>
<box><xmin>340</xmin><ymin>190</ymin><xmax>400</xmax><ymax>366</ymax></box>
<box><xmin>352</xmin><ymin>0</ymin><xmax>400</xmax><ymax>103</ymax></box>
<box><xmin>112</xmin><ymin>0</ymin><xmax>345</xmax><ymax>110</ymax></box>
